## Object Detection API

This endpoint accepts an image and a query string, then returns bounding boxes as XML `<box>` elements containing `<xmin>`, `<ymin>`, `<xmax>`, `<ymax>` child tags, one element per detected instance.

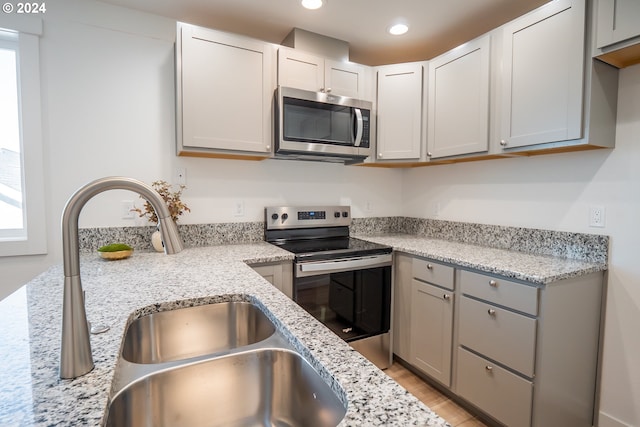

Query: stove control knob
<box><xmin>281</xmin><ymin>213</ymin><xmax>289</xmax><ymax>221</ymax></box>
<box><xmin>342</xmin><ymin>211</ymin><xmax>349</xmax><ymax>218</ymax></box>
<box><xmin>334</xmin><ymin>211</ymin><xmax>341</xmax><ymax>218</ymax></box>
<box><xmin>271</xmin><ymin>213</ymin><xmax>279</xmax><ymax>220</ymax></box>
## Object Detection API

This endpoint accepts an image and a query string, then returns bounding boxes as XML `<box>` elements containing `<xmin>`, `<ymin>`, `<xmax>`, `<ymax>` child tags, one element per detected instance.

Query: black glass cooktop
<box><xmin>271</xmin><ymin>237</ymin><xmax>392</xmax><ymax>262</ymax></box>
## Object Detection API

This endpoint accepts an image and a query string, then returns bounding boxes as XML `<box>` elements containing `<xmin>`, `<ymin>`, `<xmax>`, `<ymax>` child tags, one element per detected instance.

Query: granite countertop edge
<box><xmin>356</xmin><ymin>233</ymin><xmax>607</xmax><ymax>285</ymax></box>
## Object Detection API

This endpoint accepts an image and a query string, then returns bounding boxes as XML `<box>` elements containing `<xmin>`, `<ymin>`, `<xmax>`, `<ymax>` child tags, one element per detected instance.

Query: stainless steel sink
<box><xmin>121</xmin><ymin>301</ymin><xmax>276</xmax><ymax>364</ymax></box>
<box><xmin>105</xmin><ymin>348</ymin><xmax>347</xmax><ymax>427</ymax></box>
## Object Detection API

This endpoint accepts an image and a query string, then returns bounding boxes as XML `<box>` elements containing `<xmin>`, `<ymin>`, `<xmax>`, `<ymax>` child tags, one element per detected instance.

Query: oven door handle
<box><xmin>299</xmin><ymin>254</ymin><xmax>392</xmax><ymax>274</ymax></box>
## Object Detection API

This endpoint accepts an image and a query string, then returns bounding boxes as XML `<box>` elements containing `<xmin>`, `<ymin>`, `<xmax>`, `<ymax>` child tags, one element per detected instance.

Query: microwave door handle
<box><xmin>353</xmin><ymin>108</ymin><xmax>364</xmax><ymax>147</ymax></box>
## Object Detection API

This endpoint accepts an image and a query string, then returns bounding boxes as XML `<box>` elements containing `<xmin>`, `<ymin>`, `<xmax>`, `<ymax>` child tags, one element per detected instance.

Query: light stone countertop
<box><xmin>0</xmin><ymin>233</ymin><xmax>607</xmax><ymax>426</ymax></box>
<box><xmin>356</xmin><ymin>234</ymin><xmax>607</xmax><ymax>285</ymax></box>
<box><xmin>0</xmin><ymin>242</ymin><xmax>449</xmax><ymax>427</ymax></box>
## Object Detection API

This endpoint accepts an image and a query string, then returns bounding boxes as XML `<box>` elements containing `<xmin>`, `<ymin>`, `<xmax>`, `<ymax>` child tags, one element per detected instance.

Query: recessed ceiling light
<box><xmin>301</xmin><ymin>0</ymin><xmax>323</xmax><ymax>10</ymax></box>
<box><xmin>388</xmin><ymin>23</ymin><xmax>409</xmax><ymax>36</ymax></box>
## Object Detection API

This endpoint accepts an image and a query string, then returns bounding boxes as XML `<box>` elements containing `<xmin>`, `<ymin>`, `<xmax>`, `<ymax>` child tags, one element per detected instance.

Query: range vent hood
<box><xmin>281</xmin><ymin>28</ymin><xmax>350</xmax><ymax>61</ymax></box>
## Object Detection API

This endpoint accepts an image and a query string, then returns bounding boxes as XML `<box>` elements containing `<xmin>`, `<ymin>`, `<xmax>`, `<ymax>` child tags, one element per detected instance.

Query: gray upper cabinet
<box><xmin>595</xmin><ymin>0</ymin><xmax>640</xmax><ymax>49</ymax></box>
<box><xmin>427</xmin><ymin>34</ymin><xmax>490</xmax><ymax>159</ymax></box>
<box><xmin>498</xmin><ymin>0</ymin><xmax>585</xmax><ymax>150</ymax></box>
<box><xmin>176</xmin><ymin>23</ymin><xmax>275</xmax><ymax>159</ymax></box>
<box><xmin>277</xmin><ymin>47</ymin><xmax>367</xmax><ymax>99</ymax></box>
<box><xmin>376</xmin><ymin>63</ymin><xmax>424</xmax><ymax>161</ymax></box>
<box><xmin>593</xmin><ymin>0</ymin><xmax>640</xmax><ymax>68</ymax></box>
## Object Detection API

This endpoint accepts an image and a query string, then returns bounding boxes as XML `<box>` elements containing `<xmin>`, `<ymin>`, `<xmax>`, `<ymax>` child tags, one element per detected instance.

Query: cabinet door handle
<box><xmin>426</xmin><ymin>264</ymin><xmax>433</xmax><ymax>270</ymax></box>
<box><xmin>500</xmin><ymin>139</ymin><xmax>508</xmax><ymax>146</ymax></box>
<box><xmin>487</xmin><ymin>309</ymin><xmax>496</xmax><ymax>316</ymax></box>
<box><xmin>485</xmin><ymin>365</ymin><xmax>493</xmax><ymax>372</ymax></box>
<box><xmin>489</xmin><ymin>280</ymin><xmax>497</xmax><ymax>287</ymax></box>
<box><xmin>443</xmin><ymin>294</ymin><xmax>451</xmax><ymax>300</ymax></box>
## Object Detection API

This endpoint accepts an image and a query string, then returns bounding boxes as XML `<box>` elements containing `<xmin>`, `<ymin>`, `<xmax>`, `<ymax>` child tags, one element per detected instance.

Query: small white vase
<box><xmin>151</xmin><ymin>230</ymin><xmax>164</xmax><ymax>252</ymax></box>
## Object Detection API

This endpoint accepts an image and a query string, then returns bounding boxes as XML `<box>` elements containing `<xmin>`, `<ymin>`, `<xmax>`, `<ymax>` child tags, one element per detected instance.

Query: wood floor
<box><xmin>385</xmin><ymin>361</ymin><xmax>488</xmax><ymax>427</ymax></box>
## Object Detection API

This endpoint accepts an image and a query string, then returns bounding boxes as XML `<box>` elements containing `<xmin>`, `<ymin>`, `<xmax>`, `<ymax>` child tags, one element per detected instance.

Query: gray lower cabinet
<box><xmin>456</xmin><ymin>347</ymin><xmax>533</xmax><ymax>427</ymax></box>
<box><xmin>392</xmin><ymin>252</ymin><xmax>604</xmax><ymax>427</ymax></box>
<box><xmin>392</xmin><ymin>253</ymin><xmax>413</xmax><ymax>360</ymax></box>
<box><xmin>411</xmin><ymin>279</ymin><xmax>454</xmax><ymax>386</ymax></box>
<box><xmin>394</xmin><ymin>256</ymin><xmax>455</xmax><ymax>387</ymax></box>
<box><xmin>249</xmin><ymin>261</ymin><xmax>293</xmax><ymax>299</ymax></box>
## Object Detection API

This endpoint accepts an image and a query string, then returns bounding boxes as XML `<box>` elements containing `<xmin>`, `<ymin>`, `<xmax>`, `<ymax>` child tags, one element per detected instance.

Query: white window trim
<box><xmin>0</xmin><ymin>18</ymin><xmax>46</xmax><ymax>256</ymax></box>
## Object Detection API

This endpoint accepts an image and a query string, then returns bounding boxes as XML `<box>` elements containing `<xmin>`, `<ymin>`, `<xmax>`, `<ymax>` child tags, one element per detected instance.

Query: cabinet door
<box><xmin>250</xmin><ymin>262</ymin><xmax>293</xmax><ymax>299</ymax></box>
<box><xmin>277</xmin><ymin>48</ymin><xmax>324</xmax><ymax>92</ymax></box>
<box><xmin>499</xmin><ymin>0</ymin><xmax>585</xmax><ymax>149</ymax></box>
<box><xmin>596</xmin><ymin>0</ymin><xmax>640</xmax><ymax>49</ymax></box>
<box><xmin>427</xmin><ymin>35</ymin><xmax>490</xmax><ymax>159</ymax></box>
<box><xmin>325</xmin><ymin>60</ymin><xmax>365</xmax><ymax>98</ymax></box>
<box><xmin>178</xmin><ymin>24</ymin><xmax>273</xmax><ymax>155</ymax></box>
<box><xmin>392</xmin><ymin>253</ymin><xmax>413</xmax><ymax>360</ymax></box>
<box><xmin>410</xmin><ymin>279</ymin><xmax>454</xmax><ymax>387</ymax></box>
<box><xmin>376</xmin><ymin>64</ymin><xmax>423</xmax><ymax>160</ymax></box>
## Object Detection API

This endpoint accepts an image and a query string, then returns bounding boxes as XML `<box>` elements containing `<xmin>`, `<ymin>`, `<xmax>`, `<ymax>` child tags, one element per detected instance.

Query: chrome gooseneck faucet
<box><xmin>60</xmin><ymin>176</ymin><xmax>184</xmax><ymax>379</ymax></box>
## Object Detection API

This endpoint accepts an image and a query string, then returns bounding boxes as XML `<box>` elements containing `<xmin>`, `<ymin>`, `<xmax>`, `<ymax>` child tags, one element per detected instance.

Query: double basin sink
<box><xmin>105</xmin><ymin>299</ymin><xmax>347</xmax><ymax>427</ymax></box>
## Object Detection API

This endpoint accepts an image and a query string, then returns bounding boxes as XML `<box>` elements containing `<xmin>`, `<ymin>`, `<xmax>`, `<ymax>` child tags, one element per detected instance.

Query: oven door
<box><xmin>293</xmin><ymin>254</ymin><xmax>392</xmax><ymax>343</ymax></box>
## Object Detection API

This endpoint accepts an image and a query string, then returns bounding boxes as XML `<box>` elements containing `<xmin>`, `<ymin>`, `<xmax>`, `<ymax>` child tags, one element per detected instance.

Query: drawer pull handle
<box><xmin>489</xmin><ymin>280</ymin><xmax>497</xmax><ymax>287</ymax></box>
<box><xmin>426</xmin><ymin>264</ymin><xmax>434</xmax><ymax>270</ymax></box>
<box><xmin>488</xmin><ymin>309</ymin><xmax>496</xmax><ymax>316</ymax></box>
<box><xmin>485</xmin><ymin>365</ymin><xmax>493</xmax><ymax>372</ymax></box>
<box><xmin>443</xmin><ymin>294</ymin><xmax>451</xmax><ymax>300</ymax></box>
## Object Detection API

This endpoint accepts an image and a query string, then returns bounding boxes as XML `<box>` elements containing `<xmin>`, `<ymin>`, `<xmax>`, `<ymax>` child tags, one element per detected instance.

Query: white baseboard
<box><xmin>598</xmin><ymin>411</ymin><xmax>635</xmax><ymax>427</ymax></box>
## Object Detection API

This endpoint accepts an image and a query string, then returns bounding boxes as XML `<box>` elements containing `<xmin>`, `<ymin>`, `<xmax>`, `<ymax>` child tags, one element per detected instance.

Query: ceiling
<box><xmin>96</xmin><ymin>0</ymin><xmax>551</xmax><ymax>65</ymax></box>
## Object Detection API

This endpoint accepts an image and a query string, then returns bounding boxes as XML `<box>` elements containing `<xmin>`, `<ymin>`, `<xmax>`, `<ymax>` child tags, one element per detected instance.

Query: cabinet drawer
<box><xmin>460</xmin><ymin>270</ymin><xmax>538</xmax><ymax>315</ymax></box>
<box><xmin>459</xmin><ymin>296</ymin><xmax>536</xmax><ymax>377</ymax></box>
<box><xmin>413</xmin><ymin>258</ymin><xmax>454</xmax><ymax>290</ymax></box>
<box><xmin>457</xmin><ymin>347</ymin><xmax>533</xmax><ymax>427</ymax></box>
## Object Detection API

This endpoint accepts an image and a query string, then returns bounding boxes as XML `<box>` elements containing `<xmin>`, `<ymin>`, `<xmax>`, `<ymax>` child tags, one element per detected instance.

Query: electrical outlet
<box><xmin>121</xmin><ymin>200</ymin><xmax>135</xmax><ymax>219</ymax></box>
<box><xmin>175</xmin><ymin>168</ymin><xmax>187</xmax><ymax>186</ymax></box>
<box><xmin>365</xmin><ymin>201</ymin><xmax>373</xmax><ymax>212</ymax></box>
<box><xmin>233</xmin><ymin>200</ymin><xmax>245</xmax><ymax>217</ymax></box>
<box><xmin>589</xmin><ymin>206</ymin><xmax>605</xmax><ymax>228</ymax></box>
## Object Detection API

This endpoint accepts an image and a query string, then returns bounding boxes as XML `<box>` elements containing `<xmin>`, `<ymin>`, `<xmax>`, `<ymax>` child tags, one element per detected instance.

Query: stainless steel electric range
<box><xmin>265</xmin><ymin>205</ymin><xmax>393</xmax><ymax>369</ymax></box>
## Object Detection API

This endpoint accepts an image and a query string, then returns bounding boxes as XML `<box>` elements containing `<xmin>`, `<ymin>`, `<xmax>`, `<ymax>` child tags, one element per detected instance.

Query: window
<box><xmin>0</xmin><ymin>35</ymin><xmax>22</xmax><ymax>233</ymax></box>
<box><xmin>0</xmin><ymin>19</ymin><xmax>46</xmax><ymax>256</ymax></box>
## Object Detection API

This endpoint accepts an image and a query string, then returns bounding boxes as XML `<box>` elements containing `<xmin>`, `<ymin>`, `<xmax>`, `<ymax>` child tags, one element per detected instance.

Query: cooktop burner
<box><xmin>264</xmin><ymin>206</ymin><xmax>392</xmax><ymax>262</ymax></box>
<box><xmin>271</xmin><ymin>236</ymin><xmax>392</xmax><ymax>262</ymax></box>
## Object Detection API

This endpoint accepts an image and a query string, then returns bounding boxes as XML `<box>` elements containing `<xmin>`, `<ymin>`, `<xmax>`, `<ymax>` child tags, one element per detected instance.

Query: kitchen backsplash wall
<box><xmin>351</xmin><ymin>217</ymin><xmax>608</xmax><ymax>264</ymax></box>
<box><xmin>78</xmin><ymin>222</ymin><xmax>265</xmax><ymax>253</ymax></box>
<box><xmin>79</xmin><ymin>218</ymin><xmax>608</xmax><ymax>265</ymax></box>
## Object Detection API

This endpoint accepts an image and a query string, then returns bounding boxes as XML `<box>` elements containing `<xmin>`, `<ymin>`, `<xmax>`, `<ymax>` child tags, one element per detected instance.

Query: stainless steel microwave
<box><xmin>274</xmin><ymin>86</ymin><xmax>372</xmax><ymax>164</ymax></box>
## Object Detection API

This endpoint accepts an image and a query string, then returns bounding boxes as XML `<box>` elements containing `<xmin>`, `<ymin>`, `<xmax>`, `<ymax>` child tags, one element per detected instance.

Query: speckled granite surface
<box><xmin>81</xmin><ymin>217</ymin><xmax>608</xmax><ymax>264</ymax></box>
<box><xmin>0</xmin><ymin>243</ymin><xmax>449</xmax><ymax>427</ymax></box>
<box><xmin>356</xmin><ymin>234</ymin><xmax>606</xmax><ymax>285</ymax></box>
<box><xmin>3</xmin><ymin>218</ymin><xmax>608</xmax><ymax>426</ymax></box>
<box><xmin>78</xmin><ymin>221</ymin><xmax>265</xmax><ymax>253</ymax></box>
<box><xmin>352</xmin><ymin>217</ymin><xmax>608</xmax><ymax>264</ymax></box>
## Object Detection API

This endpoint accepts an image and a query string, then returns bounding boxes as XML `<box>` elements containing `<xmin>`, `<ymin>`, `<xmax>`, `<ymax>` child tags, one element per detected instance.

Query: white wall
<box><xmin>403</xmin><ymin>65</ymin><xmax>640</xmax><ymax>427</ymax></box>
<box><xmin>0</xmin><ymin>0</ymin><xmax>403</xmax><ymax>298</ymax></box>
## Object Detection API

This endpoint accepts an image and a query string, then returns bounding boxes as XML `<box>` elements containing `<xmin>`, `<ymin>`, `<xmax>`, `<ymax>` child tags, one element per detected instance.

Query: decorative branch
<box><xmin>132</xmin><ymin>180</ymin><xmax>190</xmax><ymax>223</ymax></box>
